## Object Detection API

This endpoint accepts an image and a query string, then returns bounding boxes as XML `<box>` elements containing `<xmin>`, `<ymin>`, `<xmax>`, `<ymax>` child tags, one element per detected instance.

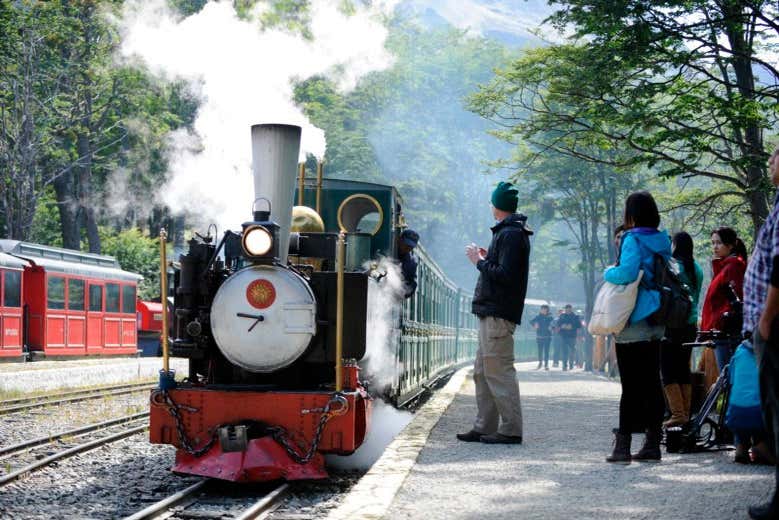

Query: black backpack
<box><xmin>649</xmin><ymin>254</ymin><xmax>693</xmax><ymax>329</ymax></box>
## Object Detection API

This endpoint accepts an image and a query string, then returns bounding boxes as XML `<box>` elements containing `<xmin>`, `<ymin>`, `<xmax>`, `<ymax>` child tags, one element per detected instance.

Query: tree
<box><xmin>0</xmin><ymin>2</ymin><xmax>64</xmax><ymax>241</ymax></box>
<box><xmin>296</xmin><ymin>24</ymin><xmax>518</xmax><ymax>287</ymax></box>
<box><xmin>472</xmin><ymin>0</ymin><xmax>779</xmax><ymax>237</ymax></box>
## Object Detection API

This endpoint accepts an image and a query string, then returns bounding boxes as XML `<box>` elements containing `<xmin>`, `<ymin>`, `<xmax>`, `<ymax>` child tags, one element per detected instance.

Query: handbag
<box><xmin>588</xmin><ymin>270</ymin><xmax>643</xmax><ymax>335</ymax></box>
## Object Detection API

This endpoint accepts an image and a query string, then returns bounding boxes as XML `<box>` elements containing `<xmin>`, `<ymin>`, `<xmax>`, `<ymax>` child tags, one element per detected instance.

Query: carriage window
<box><xmin>47</xmin><ymin>277</ymin><xmax>66</xmax><ymax>310</ymax></box>
<box><xmin>105</xmin><ymin>283</ymin><xmax>120</xmax><ymax>313</ymax></box>
<box><xmin>121</xmin><ymin>285</ymin><xmax>136</xmax><ymax>314</ymax></box>
<box><xmin>89</xmin><ymin>284</ymin><xmax>103</xmax><ymax>312</ymax></box>
<box><xmin>3</xmin><ymin>271</ymin><xmax>21</xmax><ymax>307</ymax></box>
<box><xmin>68</xmin><ymin>279</ymin><xmax>85</xmax><ymax>311</ymax></box>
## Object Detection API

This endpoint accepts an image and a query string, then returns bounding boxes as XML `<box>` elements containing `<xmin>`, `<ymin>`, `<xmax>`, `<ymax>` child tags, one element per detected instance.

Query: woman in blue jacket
<box><xmin>604</xmin><ymin>191</ymin><xmax>671</xmax><ymax>464</ymax></box>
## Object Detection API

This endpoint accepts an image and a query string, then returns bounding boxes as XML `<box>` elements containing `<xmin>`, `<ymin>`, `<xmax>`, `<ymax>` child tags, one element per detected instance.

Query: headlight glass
<box><xmin>243</xmin><ymin>226</ymin><xmax>273</xmax><ymax>256</ymax></box>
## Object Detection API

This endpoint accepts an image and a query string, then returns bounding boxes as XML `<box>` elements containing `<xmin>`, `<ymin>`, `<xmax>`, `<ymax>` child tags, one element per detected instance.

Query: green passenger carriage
<box><xmin>295</xmin><ymin>176</ymin><xmax>479</xmax><ymax>405</ymax></box>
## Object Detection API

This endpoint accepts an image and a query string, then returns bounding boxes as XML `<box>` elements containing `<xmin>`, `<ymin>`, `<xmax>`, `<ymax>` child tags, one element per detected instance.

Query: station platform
<box><xmin>329</xmin><ymin>362</ymin><xmax>776</xmax><ymax>520</ymax></box>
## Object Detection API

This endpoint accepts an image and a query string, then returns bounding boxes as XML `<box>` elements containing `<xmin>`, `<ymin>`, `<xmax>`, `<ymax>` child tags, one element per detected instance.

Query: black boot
<box><xmin>606</xmin><ymin>432</ymin><xmax>631</xmax><ymax>464</ymax></box>
<box><xmin>749</xmin><ymin>501</ymin><xmax>779</xmax><ymax>520</ymax></box>
<box><xmin>632</xmin><ymin>429</ymin><xmax>662</xmax><ymax>462</ymax></box>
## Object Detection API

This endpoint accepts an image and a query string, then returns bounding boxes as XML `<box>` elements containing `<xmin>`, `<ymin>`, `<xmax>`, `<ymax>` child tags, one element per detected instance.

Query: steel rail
<box><xmin>0</xmin><ymin>423</ymin><xmax>147</xmax><ymax>487</ymax></box>
<box><xmin>122</xmin><ymin>480</ymin><xmax>209</xmax><ymax>520</ymax></box>
<box><xmin>0</xmin><ymin>411</ymin><xmax>149</xmax><ymax>458</ymax></box>
<box><xmin>0</xmin><ymin>384</ymin><xmax>155</xmax><ymax>415</ymax></box>
<box><xmin>0</xmin><ymin>381</ymin><xmax>155</xmax><ymax>407</ymax></box>
<box><xmin>121</xmin><ymin>481</ymin><xmax>289</xmax><ymax>520</ymax></box>
<box><xmin>235</xmin><ymin>483</ymin><xmax>289</xmax><ymax>520</ymax></box>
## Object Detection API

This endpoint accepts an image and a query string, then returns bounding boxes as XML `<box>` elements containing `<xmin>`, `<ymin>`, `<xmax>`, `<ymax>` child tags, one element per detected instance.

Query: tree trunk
<box><xmin>721</xmin><ymin>3</ymin><xmax>769</xmax><ymax>231</ymax></box>
<box><xmin>53</xmin><ymin>171</ymin><xmax>80</xmax><ymax>249</ymax></box>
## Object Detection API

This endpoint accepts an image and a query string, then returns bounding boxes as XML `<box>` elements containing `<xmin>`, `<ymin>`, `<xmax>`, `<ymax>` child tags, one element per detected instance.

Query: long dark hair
<box><xmin>712</xmin><ymin>226</ymin><xmax>748</xmax><ymax>261</ymax></box>
<box><xmin>672</xmin><ymin>232</ymin><xmax>697</xmax><ymax>292</ymax></box>
<box><xmin>623</xmin><ymin>191</ymin><xmax>660</xmax><ymax>229</ymax></box>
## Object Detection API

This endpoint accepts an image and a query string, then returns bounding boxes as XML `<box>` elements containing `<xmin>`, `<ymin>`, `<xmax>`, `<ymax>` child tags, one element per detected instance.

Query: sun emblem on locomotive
<box><xmin>246</xmin><ymin>279</ymin><xmax>276</xmax><ymax>309</ymax></box>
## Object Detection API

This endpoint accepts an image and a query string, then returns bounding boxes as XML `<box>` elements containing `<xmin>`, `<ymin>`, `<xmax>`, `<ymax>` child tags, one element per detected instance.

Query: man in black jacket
<box><xmin>557</xmin><ymin>305</ymin><xmax>582</xmax><ymax>371</ymax></box>
<box><xmin>457</xmin><ymin>181</ymin><xmax>532</xmax><ymax>445</ymax></box>
<box><xmin>530</xmin><ymin>305</ymin><xmax>554</xmax><ymax>370</ymax></box>
<box><xmin>397</xmin><ymin>229</ymin><xmax>419</xmax><ymax>298</ymax></box>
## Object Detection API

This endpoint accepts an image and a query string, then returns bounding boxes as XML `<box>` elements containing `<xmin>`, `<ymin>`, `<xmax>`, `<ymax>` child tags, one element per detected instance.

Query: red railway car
<box><xmin>0</xmin><ymin>251</ymin><xmax>26</xmax><ymax>360</ymax></box>
<box><xmin>0</xmin><ymin>240</ymin><xmax>143</xmax><ymax>359</ymax></box>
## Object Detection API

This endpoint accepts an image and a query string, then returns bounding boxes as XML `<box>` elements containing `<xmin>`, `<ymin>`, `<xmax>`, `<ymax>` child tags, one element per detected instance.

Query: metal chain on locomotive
<box><xmin>152</xmin><ymin>390</ymin><xmax>339</xmax><ymax>464</ymax></box>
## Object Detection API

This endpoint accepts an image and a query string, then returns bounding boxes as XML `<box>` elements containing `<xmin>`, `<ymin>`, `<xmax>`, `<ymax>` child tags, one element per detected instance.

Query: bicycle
<box><xmin>671</xmin><ymin>283</ymin><xmax>743</xmax><ymax>453</ymax></box>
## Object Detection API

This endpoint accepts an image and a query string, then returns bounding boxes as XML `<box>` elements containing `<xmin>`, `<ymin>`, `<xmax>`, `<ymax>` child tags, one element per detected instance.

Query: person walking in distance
<box><xmin>530</xmin><ymin>305</ymin><xmax>554</xmax><ymax>370</ymax></box>
<box><xmin>457</xmin><ymin>181</ymin><xmax>532</xmax><ymax>445</ymax></box>
<box><xmin>558</xmin><ymin>304</ymin><xmax>581</xmax><ymax>371</ymax></box>
<box><xmin>552</xmin><ymin>308</ymin><xmax>564</xmax><ymax>368</ymax></box>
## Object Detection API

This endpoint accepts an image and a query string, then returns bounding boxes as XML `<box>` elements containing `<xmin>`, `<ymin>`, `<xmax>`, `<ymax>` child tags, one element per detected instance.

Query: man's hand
<box><xmin>465</xmin><ymin>243</ymin><xmax>485</xmax><ymax>266</ymax></box>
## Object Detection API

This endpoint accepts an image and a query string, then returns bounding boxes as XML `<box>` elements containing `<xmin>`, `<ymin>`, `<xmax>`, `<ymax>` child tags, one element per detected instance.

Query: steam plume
<box><xmin>119</xmin><ymin>0</ymin><xmax>397</xmax><ymax>229</ymax></box>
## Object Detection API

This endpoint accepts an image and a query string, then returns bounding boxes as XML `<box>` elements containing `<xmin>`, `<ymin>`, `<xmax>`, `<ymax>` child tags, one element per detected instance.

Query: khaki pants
<box><xmin>473</xmin><ymin>316</ymin><xmax>523</xmax><ymax>436</ymax></box>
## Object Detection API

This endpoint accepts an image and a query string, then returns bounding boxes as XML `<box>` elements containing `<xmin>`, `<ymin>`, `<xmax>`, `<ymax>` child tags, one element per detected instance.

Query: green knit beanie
<box><xmin>491</xmin><ymin>181</ymin><xmax>518</xmax><ymax>212</ymax></box>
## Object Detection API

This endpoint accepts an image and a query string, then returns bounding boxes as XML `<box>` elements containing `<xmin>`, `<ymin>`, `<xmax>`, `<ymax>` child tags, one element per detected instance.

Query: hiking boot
<box><xmin>751</xmin><ymin>442</ymin><xmax>777</xmax><ymax>465</ymax></box>
<box><xmin>632</xmin><ymin>429</ymin><xmax>662</xmax><ymax>462</ymax></box>
<box><xmin>456</xmin><ymin>430</ymin><xmax>485</xmax><ymax>442</ymax></box>
<box><xmin>606</xmin><ymin>432</ymin><xmax>631</xmax><ymax>464</ymax></box>
<box><xmin>735</xmin><ymin>443</ymin><xmax>750</xmax><ymax>464</ymax></box>
<box><xmin>749</xmin><ymin>498</ymin><xmax>779</xmax><ymax>520</ymax></box>
<box><xmin>663</xmin><ymin>384</ymin><xmax>688</xmax><ymax>428</ymax></box>
<box><xmin>480</xmin><ymin>433</ymin><xmax>522</xmax><ymax>445</ymax></box>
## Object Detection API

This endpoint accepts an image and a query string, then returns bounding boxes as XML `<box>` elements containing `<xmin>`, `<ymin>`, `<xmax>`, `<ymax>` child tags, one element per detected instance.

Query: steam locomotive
<box><xmin>149</xmin><ymin>123</ymin><xmax>479</xmax><ymax>482</ymax></box>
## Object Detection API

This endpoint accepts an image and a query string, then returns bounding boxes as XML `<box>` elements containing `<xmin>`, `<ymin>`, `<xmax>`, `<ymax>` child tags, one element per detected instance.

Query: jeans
<box><xmin>561</xmin><ymin>336</ymin><xmax>576</xmax><ymax>369</ymax></box>
<box><xmin>753</xmin><ymin>325</ymin><xmax>779</xmax><ymax>499</ymax></box>
<box><xmin>536</xmin><ymin>336</ymin><xmax>551</xmax><ymax>367</ymax></box>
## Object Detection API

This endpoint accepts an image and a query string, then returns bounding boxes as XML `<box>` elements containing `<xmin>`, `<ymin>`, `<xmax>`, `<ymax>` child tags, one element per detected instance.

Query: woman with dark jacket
<box><xmin>661</xmin><ymin>232</ymin><xmax>704</xmax><ymax>427</ymax></box>
<box><xmin>700</xmin><ymin>226</ymin><xmax>747</xmax><ymax>371</ymax></box>
<box><xmin>604</xmin><ymin>191</ymin><xmax>671</xmax><ymax>464</ymax></box>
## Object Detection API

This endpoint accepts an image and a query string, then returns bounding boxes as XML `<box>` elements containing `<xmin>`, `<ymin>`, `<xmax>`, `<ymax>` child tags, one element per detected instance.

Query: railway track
<box><xmin>0</xmin><ymin>381</ymin><xmax>155</xmax><ymax>415</ymax></box>
<box><xmin>0</xmin><ymin>412</ymin><xmax>149</xmax><ymax>486</ymax></box>
<box><xmin>123</xmin><ymin>480</ymin><xmax>289</xmax><ymax>520</ymax></box>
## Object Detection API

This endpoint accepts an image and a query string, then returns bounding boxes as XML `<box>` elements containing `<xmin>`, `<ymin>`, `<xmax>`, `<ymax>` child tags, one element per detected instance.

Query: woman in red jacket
<box><xmin>700</xmin><ymin>226</ymin><xmax>747</xmax><ymax>371</ymax></box>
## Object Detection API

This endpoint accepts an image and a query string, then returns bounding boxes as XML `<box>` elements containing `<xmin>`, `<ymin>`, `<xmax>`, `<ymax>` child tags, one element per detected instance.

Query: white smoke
<box><xmin>326</xmin><ymin>399</ymin><xmax>412</xmax><ymax>470</ymax></box>
<box><xmin>363</xmin><ymin>257</ymin><xmax>406</xmax><ymax>392</ymax></box>
<box><xmin>118</xmin><ymin>0</ymin><xmax>397</xmax><ymax>229</ymax></box>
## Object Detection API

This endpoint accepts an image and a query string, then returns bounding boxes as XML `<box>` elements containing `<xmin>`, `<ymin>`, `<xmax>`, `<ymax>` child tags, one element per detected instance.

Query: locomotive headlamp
<box><xmin>242</xmin><ymin>225</ymin><xmax>274</xmax><ymax>257</ymax></box>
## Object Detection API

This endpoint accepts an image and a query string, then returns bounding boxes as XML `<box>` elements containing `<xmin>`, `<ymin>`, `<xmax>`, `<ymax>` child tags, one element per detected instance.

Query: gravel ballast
<box><xmin>0</xmin><ymin>357</ymin><xmax>188</xmax><ymax>394</ymax></box>
<box><xmin>384</xmin><ymin>362</ymin><xmax>775</xmax><ymax>520</ymax></box>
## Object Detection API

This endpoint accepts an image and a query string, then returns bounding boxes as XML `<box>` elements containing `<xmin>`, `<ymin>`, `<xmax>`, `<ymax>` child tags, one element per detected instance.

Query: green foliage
<box><xmin>295</xmin><ymin>24</ymin><xmax>517</xmax><ymax>287</ymax></box>
<box><xmin>99</xmin><ymin>227</ymin><xmax>161</xmax><ymax>300</ymax></box>
<box><xmin>29</xmin><ymin>186</ymin><xmax>63</xmax><ymax>247</ymax></box>
<box><xmin>473</xmin><ymin>0</ymin><xmax>779</xmax><ymax>236</ymax></box>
